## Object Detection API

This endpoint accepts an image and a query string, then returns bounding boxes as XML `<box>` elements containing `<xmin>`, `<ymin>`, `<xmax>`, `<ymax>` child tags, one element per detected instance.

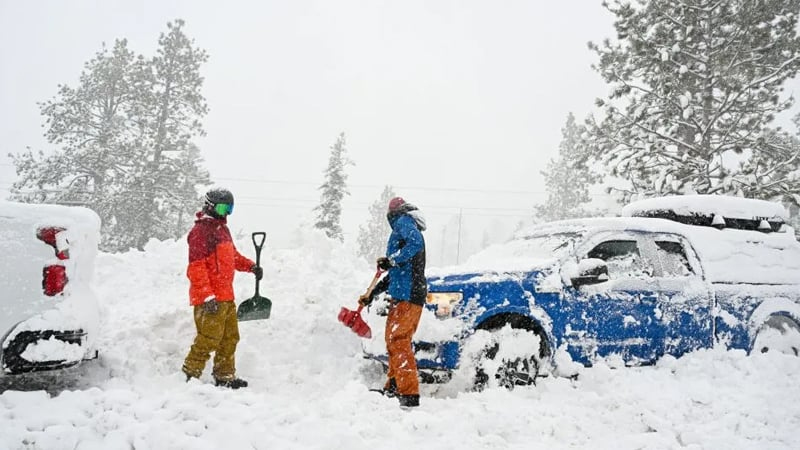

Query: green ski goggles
<box><xmin>214</xmin><ymin>203</ymin><xmax>234</xmax><ymax>216</ymax></box>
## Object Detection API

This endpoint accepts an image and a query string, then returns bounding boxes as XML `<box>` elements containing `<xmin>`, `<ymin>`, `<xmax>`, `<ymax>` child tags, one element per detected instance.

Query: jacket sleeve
<box><xmin>187</xmin><ymin>228</ymin><xmax>215</xmax><ymax>302</ymax></box>
<box><xmin>388</xmin><ymin>216</ymin><xmax>424</xmax><ymax>265</ymax></box>
<box><xmin>370</xmin><ymin>275</ymin><xmax>390</xmax><ymax>300</ymax></box>
<box><xmin>234</xmin><ymin>246</ymin><xmax>256</xmax><ymax>272</ymax></box>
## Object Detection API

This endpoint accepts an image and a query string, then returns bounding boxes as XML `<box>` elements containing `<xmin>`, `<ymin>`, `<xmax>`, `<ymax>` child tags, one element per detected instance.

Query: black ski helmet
<box><xmin>205</xmin><ymin>188</ymin><xmax>234</xmax><ymax>206</ymax></box>
<box><xmin>204</xmin><ymin>188</ymin><xmax>234</xmax><ymax>217</ymax></box>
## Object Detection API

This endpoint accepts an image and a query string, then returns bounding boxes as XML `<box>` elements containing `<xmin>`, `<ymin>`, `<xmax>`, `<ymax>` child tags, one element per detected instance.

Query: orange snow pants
<box><xmin>384</xmin><ymin>300</ymin><xmax>423</xmax><ymax>396</ymax></box>
<box><xmin>183</xmin><ymin>301</ymin><xmax>240</xmax><ymax>381</ymax></box>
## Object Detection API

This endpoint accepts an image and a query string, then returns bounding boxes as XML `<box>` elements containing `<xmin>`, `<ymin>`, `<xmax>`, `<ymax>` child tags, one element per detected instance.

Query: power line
<box><xmin>1</xmin><ymin>176</ymin><xmax>548</xmax><ymax>196</ymax></box>
<box><xmin>215</xmin><ymin>176</ymin><xmax>547</xmax><ymax>195</ymax></box>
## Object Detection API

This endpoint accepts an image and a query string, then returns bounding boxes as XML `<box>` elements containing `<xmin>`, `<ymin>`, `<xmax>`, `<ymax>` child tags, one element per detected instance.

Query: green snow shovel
<box><xmin>237</xmin><ymin>232</ymin><xmax>272</xmax><ymax>321</ymax></box>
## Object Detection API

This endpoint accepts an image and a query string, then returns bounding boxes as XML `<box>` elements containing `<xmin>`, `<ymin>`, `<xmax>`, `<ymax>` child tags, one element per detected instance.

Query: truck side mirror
<box><xmin>571</xmin><ymin>258</ymin><xmax>609</xmax><ymax>288</ymax></box>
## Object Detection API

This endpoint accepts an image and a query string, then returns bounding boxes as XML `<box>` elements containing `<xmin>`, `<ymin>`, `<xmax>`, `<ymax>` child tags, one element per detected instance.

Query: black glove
<box><xmin>377</xmin><ymin>257</ymin><xmax>395</xmax><ymax>271</ymax></box>
<box><xmin>251</xmin><ymin>265</ymin><xmax>263</xmax><ymax>281</ymax></box>
<box><xmin>202</xmin><ymin>298</ymin><xmax>219</xmax><ymax>314</ymax></box>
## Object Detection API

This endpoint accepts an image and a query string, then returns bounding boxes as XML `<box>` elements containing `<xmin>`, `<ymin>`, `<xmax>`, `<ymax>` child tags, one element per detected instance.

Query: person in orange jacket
<box><xmin>360</xmin><ymin>197</ymin><xmax>427</xmax><ymax>408</ymax></box>
<box><xmin>182</xmin><ymin>188</ymin><xmax>262</xmax><ymax>389</ymax></box>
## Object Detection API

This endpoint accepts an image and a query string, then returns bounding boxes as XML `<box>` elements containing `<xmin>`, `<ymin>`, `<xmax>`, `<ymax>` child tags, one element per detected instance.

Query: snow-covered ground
<box><xmin>1</xmin><ymin>229</ymin><xmax>799</xmax><ymax>450</ymax></box>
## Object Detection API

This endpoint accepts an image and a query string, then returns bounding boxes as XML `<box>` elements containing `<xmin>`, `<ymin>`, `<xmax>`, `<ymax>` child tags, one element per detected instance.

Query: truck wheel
<box><xmin>472</xmin><ymin>325</ymin><xmax>544</xmax><ymax>391</ymax></box>
<box><xmin>752</xmin><ymin>315</ymin><xmax>800</xmax><ymax>356</ymax></box>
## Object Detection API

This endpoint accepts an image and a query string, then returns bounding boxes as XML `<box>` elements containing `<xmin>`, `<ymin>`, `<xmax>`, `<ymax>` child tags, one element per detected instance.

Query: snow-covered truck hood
<box><xmin>427</xmin><ymin>258</ymin><xmax>556</xmax><ymax>285</ymax></box>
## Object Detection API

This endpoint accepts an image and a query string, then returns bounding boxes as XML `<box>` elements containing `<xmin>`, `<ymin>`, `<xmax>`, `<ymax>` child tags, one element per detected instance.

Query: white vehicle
<box><xmin>0</xmin><ymin>201</ymin><xmax>101</xmax><ymax>376</ymax></box>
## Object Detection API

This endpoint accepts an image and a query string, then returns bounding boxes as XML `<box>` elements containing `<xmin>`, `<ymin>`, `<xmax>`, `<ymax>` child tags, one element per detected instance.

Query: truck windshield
<box><xmin>466</xmin><ymin>231</ymin><xmax>583</xmax><ymax>267</ymax></box>
<box><xmin>521</xmin><ymin>232</ymin><xmax>583</xmax><ymax>259</ymax></box>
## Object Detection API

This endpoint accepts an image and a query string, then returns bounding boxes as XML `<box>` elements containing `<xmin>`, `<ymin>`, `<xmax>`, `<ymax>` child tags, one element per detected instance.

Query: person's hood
<box><xmin>407</xmin><ymin>209</ymin><xmax>426</xmax><ymax>231</ymax></box>
<box><xmin>388</xmin><ymin>203</ymin><xmax>426</xmax><ymax>231</ymax></box>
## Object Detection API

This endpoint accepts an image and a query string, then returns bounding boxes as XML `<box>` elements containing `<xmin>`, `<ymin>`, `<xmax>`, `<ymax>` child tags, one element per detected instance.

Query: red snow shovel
<box><xmin>338</xmin><ymin>270</ymin><xmax>384</xmax><ymax>339</ymax></box>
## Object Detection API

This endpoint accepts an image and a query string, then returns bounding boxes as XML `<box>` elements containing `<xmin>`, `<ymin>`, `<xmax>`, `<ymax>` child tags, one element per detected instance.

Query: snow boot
<box><xmin>215</xmin><ymin>377</ymin><xmax>248</xmax><ymax>389</ymax></box>
<box><xmin>182</xmin><ymin>368</ymin><xmax>196</xmax><ymax>382</ymax></box>
<box><xmin>397</xmin><ymin>394</ymin><xmax>419</xmax><ymax>409</ymax></box>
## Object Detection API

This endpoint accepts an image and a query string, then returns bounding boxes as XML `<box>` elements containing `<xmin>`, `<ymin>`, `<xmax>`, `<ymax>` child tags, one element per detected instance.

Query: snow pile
<box><xmin>0</xmin><ymin>226</ymin><xmax>799</xmax><ymax>449</ymax></box>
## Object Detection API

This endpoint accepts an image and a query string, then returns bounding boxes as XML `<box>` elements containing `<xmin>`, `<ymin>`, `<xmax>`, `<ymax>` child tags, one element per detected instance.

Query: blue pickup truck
<box><xmin>362</xmin><ymin>195</ymin><xmax>800</xmax><ymax>389</ymax></box>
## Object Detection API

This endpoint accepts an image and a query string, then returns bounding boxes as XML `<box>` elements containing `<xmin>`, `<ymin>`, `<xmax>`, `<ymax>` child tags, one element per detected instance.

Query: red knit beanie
<box><xmin>388</xmin><ymin>197</ymin><xmax>406</xmax><ymax>212</ymax></box>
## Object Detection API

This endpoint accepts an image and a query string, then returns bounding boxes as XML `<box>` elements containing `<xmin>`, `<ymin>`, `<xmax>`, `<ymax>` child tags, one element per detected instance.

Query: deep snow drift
<box><xmin>1</xmin><ymin>229</ymin><xmax>799</xmax><ymax>449</ymax></box>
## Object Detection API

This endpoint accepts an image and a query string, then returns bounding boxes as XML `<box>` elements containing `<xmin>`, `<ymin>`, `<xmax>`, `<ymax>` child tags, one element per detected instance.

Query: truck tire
<box><xmin>471</xmin><ymin>324</ymin><xmax>546</xmax><ymax>391</ymax></box>
<box><xmin>752</xmin><ymin>315</ymin><xmax>800</xmax><ymax>356</ymax></box>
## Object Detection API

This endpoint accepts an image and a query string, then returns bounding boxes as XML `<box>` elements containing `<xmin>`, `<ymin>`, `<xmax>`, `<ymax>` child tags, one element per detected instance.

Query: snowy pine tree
<box><xmin>9</xmin><ymin>21</ymin><xmax>211</xmax><ymax>252</ymax></box>
<box><xmin>586</xmin><ymin>0</ymin><xmax>800</xmax><ymax>205</ymax></box>
<box><xmin>357</xmin><ymin>185</ymin><xmax>396</xmax><ymax>260</ymax></box>
<box><xmin>314</xmin><ymin>132</ymin><xmax>353</xmax><ymax>241</ymax></box>
<box><xmin>10</xmin><ymin>39</ymin><xmax>139</xmax><ymax>208</ymax></box>
<box><xmin>535</xmin><ymin>113</ymin><xmax>599</xmax><ymax>222</ymax></box>
<box><xmin>130</xmin><ymin>19</ymin><xmax>210</xmax><ymax>249</ymax></box>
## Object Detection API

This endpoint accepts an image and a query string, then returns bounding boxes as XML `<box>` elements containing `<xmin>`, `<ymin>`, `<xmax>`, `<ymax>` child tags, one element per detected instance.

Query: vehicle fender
<box><xmin>747</xmin><ymin>298</ymin><xmax>800</xmax><ymax>347</ymax></box>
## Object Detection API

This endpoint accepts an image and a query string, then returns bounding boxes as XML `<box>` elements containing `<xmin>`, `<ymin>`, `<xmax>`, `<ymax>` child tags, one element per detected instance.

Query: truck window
<box><xmin>655</xmin><ymin>241</ymin><xmax>694</xmax><ymax>277</ymax></box>
<box><xmin>587</xmin><ymin>240</ymin><xmax>652</xmax><ymax>279</ymax></box>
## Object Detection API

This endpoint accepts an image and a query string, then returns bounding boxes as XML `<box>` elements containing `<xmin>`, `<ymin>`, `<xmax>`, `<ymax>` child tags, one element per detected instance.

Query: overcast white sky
<box><xmin>2</xmin><ymin>1</ymin><xmax>799</xmax><ymax>263</ymax></box>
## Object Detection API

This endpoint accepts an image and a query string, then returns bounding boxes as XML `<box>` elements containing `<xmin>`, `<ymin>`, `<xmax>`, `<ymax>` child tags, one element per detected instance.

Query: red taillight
<box><xmin>43</xmin><ymin>265</ymin><xmax>68</xmax><ymax>296</ymax></box>
<box><xmin>37</xmin><ymin>227</ymin><xmax>69</xmax><ymax>295</ymax></box>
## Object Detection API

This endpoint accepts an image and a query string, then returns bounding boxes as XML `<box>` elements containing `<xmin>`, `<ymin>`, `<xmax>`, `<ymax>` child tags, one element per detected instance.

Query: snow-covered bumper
<box><xmin>1</xmin><ymin>326</ymin><xmax>92</xmax><ymax>375</ymax></box>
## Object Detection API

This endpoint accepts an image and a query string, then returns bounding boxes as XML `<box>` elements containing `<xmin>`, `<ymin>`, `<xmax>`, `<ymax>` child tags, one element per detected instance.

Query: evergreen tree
<box><xmin>586</xmin><ymin>0</ymin><xmax>800</xmax><ymax>205</ymax></box>
<box><xmin>535</xmin><ymin>113</ymin><xmax>598</xmax><ymax>222</ymax></box>
<box><xmin>314</xmin><ymin>132</ymin><xmax>353</xmax><ymax>241</ymax></box>
<box><xmin>357</xmin><ymin>185</ymin><xmax>396</xmax><ymax>259</ymax></box>
<box><xmin>131</xmin><ymin>19</ymin><xmax>210</xmax><ymax>249</ymax></box>
<box><xmin>9</xmin><ymin>20</ymin><xmax>211</xmax><ymax>252</ymax></box>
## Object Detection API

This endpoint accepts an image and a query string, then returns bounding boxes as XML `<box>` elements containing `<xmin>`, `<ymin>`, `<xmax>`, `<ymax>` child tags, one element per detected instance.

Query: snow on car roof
<box><xmin>430</xmin><ymin>217</ymin><xmax>689</xmax><ymax>278</ymax></box>
<box><xmin>0</xmin><ymin>200</ymin><xmax>101</xmax><ymax>231</ymax></box>
<box><xmin>621</xmin><ymin>195</ymin><xmax>789</xmax><ymax>221</ymax></box>
<box><xmin>517</xmin><ymin>216</ymin><xmax>691</xmax><ymax>238</ymax></box>
<box><xmin>518</xmin><ymin>215</ymin><xmax>800</xmax><ymax>285</ymax></box>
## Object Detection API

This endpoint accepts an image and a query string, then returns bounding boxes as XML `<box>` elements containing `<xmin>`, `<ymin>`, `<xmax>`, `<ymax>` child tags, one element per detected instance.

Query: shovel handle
<box><xmin>252</xmin><ymin>232</ymin><xmax>266</xmax><ymax>252</ymax></box>
<box><xmin>364</xmin><ymin>269</ymin><xmax>385</xmax><ymax>298</ymax></box>
<box><xmin>252</xmin><ymin>232</ymin><xmax>266</xmax><ymax>296</ymax></box>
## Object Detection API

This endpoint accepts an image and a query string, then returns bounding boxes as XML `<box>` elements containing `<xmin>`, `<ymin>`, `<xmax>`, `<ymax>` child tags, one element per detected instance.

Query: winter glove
<box><xmin>202</xmin><ymin>298</ymin><xmax>219</xmax><ymax>314</ymax></box>
<box><xmin>358</xmin><ymin>292</ymin><xmax>374</xmax><ymax>307</ymax></box>
<box><xmin>251</xmin><ymin>265</ymin><xmax>263</xmax><ymax>281</ymax></box>
<box><xmin>376</xmin><ymin>257</ymin><xmax>395</xmax><ymax>271</ymax></box>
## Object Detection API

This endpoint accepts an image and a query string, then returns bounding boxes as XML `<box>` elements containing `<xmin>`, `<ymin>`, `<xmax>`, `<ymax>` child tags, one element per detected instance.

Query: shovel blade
<box><xmin>338</xmin><ymin>306</ymin><xmax>372</xmax><ymax>339</ymax></box>
<box><xmin>237</xmin><ymin>295</ymin><xmax>272</xmax><ymax>321</ymax></box>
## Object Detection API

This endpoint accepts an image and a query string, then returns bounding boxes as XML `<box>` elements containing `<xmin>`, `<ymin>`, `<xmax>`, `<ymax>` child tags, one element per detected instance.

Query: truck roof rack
<box><xmin>622</xmin><ymin>195</ymin><xmax>788</xmax><ymax>233</ymax></box>
<box><xmin>630</xmin><ymin>209</ymin><xmax>784</xmax><ymax>232</ymax></box>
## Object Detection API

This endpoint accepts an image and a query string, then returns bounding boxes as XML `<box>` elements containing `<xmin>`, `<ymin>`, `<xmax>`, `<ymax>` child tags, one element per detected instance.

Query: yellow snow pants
<box><xmin>182</xmin><ymin>301</ymin><xmax>240</xmax><ymax>381</ymax></box>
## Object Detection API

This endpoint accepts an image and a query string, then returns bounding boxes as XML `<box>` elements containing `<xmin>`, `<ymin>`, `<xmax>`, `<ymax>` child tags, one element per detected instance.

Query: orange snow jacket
<box><xmin>186</xmin><ymin>212</ymin><xmax>255</xmax><ymax>305</ymax></box>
